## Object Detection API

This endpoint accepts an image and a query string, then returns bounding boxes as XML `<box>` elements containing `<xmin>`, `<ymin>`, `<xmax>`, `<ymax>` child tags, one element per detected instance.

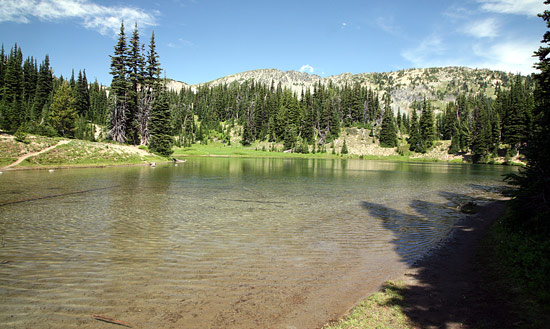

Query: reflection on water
<box><xmin>0</xmin><ymin>158</ymin><xmax>515</xmax><ymax>328</ymax></box>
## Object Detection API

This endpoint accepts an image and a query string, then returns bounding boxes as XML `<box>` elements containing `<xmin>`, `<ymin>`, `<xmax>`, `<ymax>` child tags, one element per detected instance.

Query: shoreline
<box><xmin>326</xmin><ymin>199</ymin><xmax>513</xmax><ymax>329</ymax></box>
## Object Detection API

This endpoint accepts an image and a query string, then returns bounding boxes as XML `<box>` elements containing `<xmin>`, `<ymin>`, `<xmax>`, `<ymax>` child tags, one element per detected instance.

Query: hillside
<box><xmin>168</xmin><ymin>66</ymin><xmax>521</xmax><ymax>114</ymax></box>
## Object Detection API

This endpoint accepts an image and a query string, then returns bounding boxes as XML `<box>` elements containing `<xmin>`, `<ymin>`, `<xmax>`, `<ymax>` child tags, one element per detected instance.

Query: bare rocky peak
<box><xmin>169</xmin><ymin>66</ymin><xmax>517</xmax><ymax>113</ymax></box>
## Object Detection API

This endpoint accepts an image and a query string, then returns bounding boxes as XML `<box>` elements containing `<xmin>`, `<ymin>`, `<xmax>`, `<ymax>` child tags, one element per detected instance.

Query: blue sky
<box><xmin>0</xmin><ymin>0</ymin><xmax>546</xmax><ymax>85</ymax></box>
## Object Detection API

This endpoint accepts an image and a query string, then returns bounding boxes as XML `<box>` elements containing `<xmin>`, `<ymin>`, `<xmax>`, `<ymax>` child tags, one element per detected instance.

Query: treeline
<box><xmin>437</xmin><ymin>75</ymin><xmax>533</xmax><ymax>162</ymax></box>
<box><xmin>168</xmin><ymin>81</ymin><xmax>392</xmax><ymax>151</ymax></box>
<box><xmin>0</xmin><ymin>44</ymin><xmax>109</xmax><ymax>139</ymax></box>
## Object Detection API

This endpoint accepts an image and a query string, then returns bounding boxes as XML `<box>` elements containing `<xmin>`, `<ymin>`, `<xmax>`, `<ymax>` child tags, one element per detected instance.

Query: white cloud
<box><xmin>401</xmin><ymin>34</ymin><xmax>447</xmax><ymax>67</ymax></box>
<box><xmin>473</xmin><ymin>40</ymin><xmax>539</xmax><ymax>73</ymax></box>
<box><xmin>0</xmin><ymin>0</ymin><xmax>157</xmax><ymax>36</ymax></box>
<box><xmin>299</xmin><ymin>64</ymin><xmax>314</xmax><ymax>74</ymax></box>
<box><xmin>477</xmin><ymin>0</ymin><xmax>546</xmax><ymax>16</ymax></box>
<box><xmin>167</xmin><ymin>38</ymin><xmax>195</xmax><ymax>48</ymax></box>
<box><xmin>375</xmin><ymin>16</ymin><xmax>401</xmax><ymax>35</ymax></box>
<box><xmin>461</xmin><ymin>17</ymin><xmax>500</xmax><ymax>38</ymax></box>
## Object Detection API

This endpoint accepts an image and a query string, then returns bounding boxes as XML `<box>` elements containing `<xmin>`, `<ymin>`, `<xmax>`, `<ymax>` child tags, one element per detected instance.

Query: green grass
<box><xmin>481</xmin><ymin>208</ymin><xmax>550</xmax><ymax>328</ymax></box>
<box><xmin>18</xmin><ymin>139</ymin><xmax>164</xmax><ymax>168</ymax></box>
<box><xmin>325</xmin><ymin>280</ymin><xmax>415</xmax><ymax>329</ymax></box>
<box><xmin>173</xmin><ymin>142</ymin><xmax>448</xmax><ymax>163</ymax></box>
<box><xmin>173</xmin><ymin>142</ymin><xmax>343</xmax><ymax>159</ymax></box>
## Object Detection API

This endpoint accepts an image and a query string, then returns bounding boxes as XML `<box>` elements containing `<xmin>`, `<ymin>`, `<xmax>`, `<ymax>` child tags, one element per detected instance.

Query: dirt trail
<box><xmin>2</xmin><ymin>140</ymin><xmax>71</xmax><ymax>169</ymax></box>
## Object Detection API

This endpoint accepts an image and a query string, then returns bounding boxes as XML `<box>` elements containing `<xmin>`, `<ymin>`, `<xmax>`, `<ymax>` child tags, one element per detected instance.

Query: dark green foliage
<box><xmin>379</xmin><ymin>94</ymin><xmax>397</xmax><ymax>148</ymax></box>
<box><xmin>341</xmin><ymin>139</ymin><xmax>348</xmax><ymax>154</ymax></box>
<box><xmin>33</xmin><ymin>55</ymin><xmax>53</xmax><ymax>121</ymax></box>
<box><xmin>146</xmin><ymin>31</ymin><xmax>161</xmax><ymax>91</ymax></box>
<box><xmin>407</xmin><ymin>108</ymin><xmax>423</xmax><ymax>152</ymax></box>
<box><xmin>470</xmin><ymin>99</ymin><xmax>493</xmax><ymax>163</ymax></box>
<box><xmin>75</xmin><ymin>70</ymin><xmax>90</xmax><ymax>117</ymax></box>
<box><xmin>49</xmin><ymin>82</ymin><xmax>77</xmax><ymax>137</ymax></box>
<box><xmin>109</xmin><ymin>22</ymin><xmax>128</xmax><ymax>99</ymax></box>
<box><xmin>506</xmin><ymin>1</ymin><xmax>550</xmax><ymax>232</ymax></box>
<box><xmin>148</xmin><ymin>91</ymin><xmax>173</xmax><ymax>157</ymax></box>
<box><xmin>419</xmin><ymin>98</ymin><xmax>435</xmax><ymax>150</ymax></box>
<box><xmin>1</xmin><ymin>44</ymin><xmax>24</xmax><ymax>131</ymax></box>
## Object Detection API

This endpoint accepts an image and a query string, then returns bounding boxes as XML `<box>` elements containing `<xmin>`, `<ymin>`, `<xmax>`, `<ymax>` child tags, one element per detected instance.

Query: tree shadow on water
<box><xmin>360</xmin><ymin>191</ymin><xmax>520</xmax><ymax>329</ymax></box>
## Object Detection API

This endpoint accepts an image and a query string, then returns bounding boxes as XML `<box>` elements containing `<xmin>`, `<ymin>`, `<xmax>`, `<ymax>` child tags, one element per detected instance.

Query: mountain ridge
<box><xmin>167</xmin><ymin>66</ymin><xmax>523</xmax><ymax>112</ymax></box>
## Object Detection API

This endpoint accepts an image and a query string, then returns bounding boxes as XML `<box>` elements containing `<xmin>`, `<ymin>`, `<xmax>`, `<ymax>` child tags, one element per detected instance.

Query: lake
<box><xmin>0</xmin><ymin>158</ymin><xmax>516</xmax><ymax>328</ymax></box>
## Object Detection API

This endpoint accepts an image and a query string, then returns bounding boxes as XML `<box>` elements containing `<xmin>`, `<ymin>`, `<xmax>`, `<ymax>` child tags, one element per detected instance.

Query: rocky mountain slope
<box><xmin>168</xmin><ymin>67</ymin><xmax>522</xmax><ymax>113</ymax></box>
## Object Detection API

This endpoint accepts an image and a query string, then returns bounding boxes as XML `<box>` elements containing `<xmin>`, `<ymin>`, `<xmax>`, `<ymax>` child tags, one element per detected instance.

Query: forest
<box><xmin>0</xmin><ymin>23</ymin><xmax>536</xmax><ymax>163</ymax></box>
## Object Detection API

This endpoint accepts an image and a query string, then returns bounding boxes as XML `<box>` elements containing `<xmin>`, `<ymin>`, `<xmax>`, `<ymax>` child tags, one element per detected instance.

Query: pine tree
<box><xmin>508</xmin><ymin>1</ymin><xmax>550</xmax><ymax>227</ymax></box>
<box><xmin>75</xmin><ymin>70</ymin><xmax>90</xmax><ymax>117</ymax></box>
<box><xmin>419</xmin><ymin>98</ymin><xmax>435</xmax><ymax>151</ymax></box>
<box><xmin>408</xmin><ymin>108</ymin><xmax>423</xmax><ymax>152</ymax></box>
<box><xmin>126</xmin><ymin>23</ymin><xmax>145</xmax><ymax>145</ymax></box>
<box><xmin>379</xmin><ymin>94</ymin><xmax>397</xmax><ymax>148</ymax></box>
<box><xmin>33</xmin><ymin>54</ymin><xmax>53</xmax><ymax>122</ymax></box>
<box><xmin>109</xmin><ymin>22</ymin><xmax>129</xmax><ymax>142</ymax></box>
<box><xmin>341</xmin><ymin>138</ymin><xmax>349</xmax><ymax>154</ymax></box>
<box><xmin>49</xmin><ymin>82</ymin><xmax>77</xmax><ymax>137</ymax></box>
<box><xmin>0</xmin><ymin>44</ymin><xmax>24</xmax><ymax>131</ymax></box>
<box><xmin>148</xmin><ymin>91</ymin><xmax>173</xmax><ymax>157</ymax></box>
<box><xmin>145</xmin><ymin>31</ymin><xmax>161</xmax><ymax>92</ymax></box>
<box><xmin>470</xmin><ymin>100</ymin><xmax>492</xmax><ymax>163</ymax></box>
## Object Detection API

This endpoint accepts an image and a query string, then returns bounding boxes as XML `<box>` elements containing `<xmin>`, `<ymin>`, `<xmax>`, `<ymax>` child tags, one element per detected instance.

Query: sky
<box><xmin>0</xmin><ymin>0</ymin><xmax>547</xmax><ymax>85</ymax></box>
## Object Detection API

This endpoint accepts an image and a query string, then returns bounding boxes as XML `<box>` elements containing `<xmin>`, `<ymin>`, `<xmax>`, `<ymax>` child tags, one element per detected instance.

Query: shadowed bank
<box><xmin>358</xmin><ymin>188</ymin><xmax>523</xmax><ymax>329</ymax></box>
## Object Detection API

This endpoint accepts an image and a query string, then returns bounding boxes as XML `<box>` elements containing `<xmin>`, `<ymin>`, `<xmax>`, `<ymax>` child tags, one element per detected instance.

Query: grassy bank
<box><xmin>325</xmin><ymin>281</ymin><xmax>415</xmax><ymax>329</ymax></box>
<box><xmin>480</xmin><ymin>207</ymin><xmax>550</xmax><ymax>328</ymax></box>
<box><xmin>1</xmin><ymin>134</ymin><xmax>165</xmax><ymax>169</ymax></box>
<box><xmin>173</xmin><ymin>142</ymin><xmax>448</xmax><ymax>162</ymax></box>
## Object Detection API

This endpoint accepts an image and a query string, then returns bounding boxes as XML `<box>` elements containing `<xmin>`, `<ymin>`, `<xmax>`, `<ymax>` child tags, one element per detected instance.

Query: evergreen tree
<box><xmin>75</xmin><ymin>70</ymin><xmax>90</xmax><ymax>117</ymax></box>
<box><xmin>408</xmin><ymin>108</ymin><xmax>423</xmax><ymax>152</ymax></box>
<box><xmin>33</xmin><ymin>54</ymin><xmax>53</xmax><ymax>122</ymax></box>
<box><xmin>379</xmin><ymin>94</ymin><xmax>397</xmax><ymax>147</ymax></box>
<box><xmin>148</xmin><ymin>91</ymin><xmax>173</xmax><ymax>157</ymax></box>
<box><xmin>470</xmin><ymin>101</ymin><xmax>492</xmax><ymax>163</ymax></box>
<box><xmin>341</xmin><ymin>139</ymin><xmax>348</xmax><ymax>154</ymax></box>
<box><xmin>419</xmin><ymin>98</ymin><xmax>435</xmax><ymax>151</ymax></box>
<box><xmin>49</xmin><ymin>82</ymin><xmax>77</xmax><ymax>137</ymax></box>
<box><xmin>508</xmin><ymin>1</ymin><xmax>550</xmax><ymax>228</ymax></box>
<box><xmin>145</xmin><ymin>31</ymin><xmax>161</xmax><ymax>92</ymax></box>
<box><xmin>109</xmin><ymin>22</ymin><xmax>129</xmax><ymax>142</ymax></box>
<box><xmin>0</xmin><ymin>44</ymin><xmax>24</xmax><ymax>131</ymax></box>
<box><xmin>126</xmin><ymin>23</ymin><xmax>145</xmax><ymax>145</ymax></box>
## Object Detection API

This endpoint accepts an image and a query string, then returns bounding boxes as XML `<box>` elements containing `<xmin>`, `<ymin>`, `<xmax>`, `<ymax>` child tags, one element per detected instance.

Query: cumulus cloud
<box><xmin>401</xmin><ymin>34</ymin><xmax>447</xmax><ymax>67</ymax></box>
<box><xmin>0</xmin><ymin>0</ymin><xmax>157</xmax><ymax>36</ymax></box>
<box><xmin>299</xmin><ymin>64</ymin><xmax>314</xmax><ymax>74</ymax></box>
<box><xmin>461</xmin><ymin>17</ymin><xmax>500</xmax><ymax>38</ymax></box>
<box><xmin>473</xmin><ymin>40</ymin><xmax>539</xmax><ymax>73</ymax></box>
<box><xmin>477</xmin><ymin>0</ymin><xmax>545</xmax><ymax>16</ymax></box>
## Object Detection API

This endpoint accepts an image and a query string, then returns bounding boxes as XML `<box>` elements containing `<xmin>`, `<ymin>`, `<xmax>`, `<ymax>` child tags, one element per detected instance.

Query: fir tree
<box><xmin>75</xmin><ymin>70</ymin><xmax>90</xmax><ymax>117</ymax></box>
<box><xmin>145</xmin><ymin>31</ymin><xmax>161</xmax><ymax>92</ymax></box>
<box><xmin>49</xmin><ymin>82</ymin><xmax>77</xmax><ymax>137</ymax></box>
<box><xmin>470</xmin><ymin>101</ymin><xmax>492</xmax><ymax>163</ymax></box>
<box><xmin>508</xmin><ymin>1</ymin><xmax>550</xmax><ymax>228</ymax></box>
<box><xmin>408</xmin><ymin>108</ymin><xmax>423</xmax><ymax>152</ymax></box>
<box><xmin>341</xmin><ymin>139</ymin><xmax>349</xmax><ymax>154</ymax></box>
<box><xmin>109</xmin><ymin>22</ymin><xmax>129</xmax><ymax>142</ymax></box>
<box><xmin>0</xmin><ymin>44</ymin><xmax>24</xmax><ymax>131</ymax></box>
<box><xmin>148</xmin><ymin>91</ymin><xmax>173</xmax><ymax>157</ymax></box>
<box><xmin>379</xmin><ymin>94</ymin><xmax>397</xmax><ymax>148</ymax></box>
<box><xmin>419</xmin><ymin>98</ymin><xmax>435</xmax><ymax>151</ymax></box>
<box><xmin>33</xmin><ymin>54</ymin><xmax>53</xmax><ymax>122</ymax></box>
<box><xmin>126</xmin><ymin>23</ymin><xmax>145</xmax><ymax>145</ymax></box>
